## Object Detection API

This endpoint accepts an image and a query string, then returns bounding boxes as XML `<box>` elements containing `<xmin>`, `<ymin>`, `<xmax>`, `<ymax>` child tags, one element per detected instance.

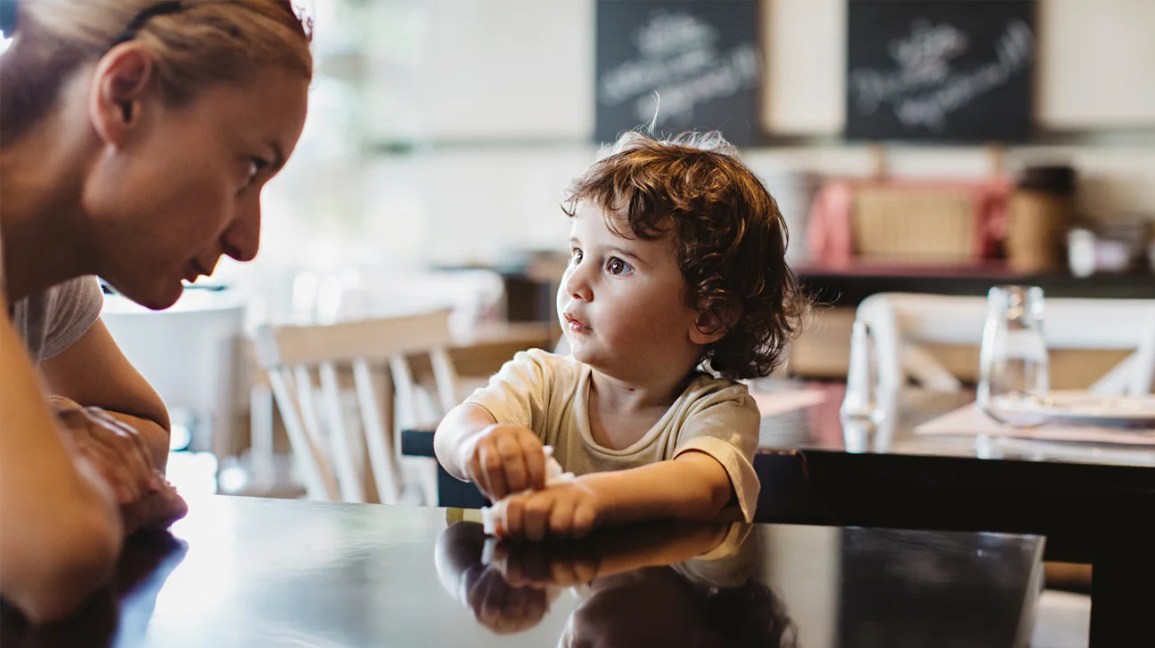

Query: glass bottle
<box><xmin>977</xmin><ymin>285</ymin><xmax>1050</xmax><ymax>426</ymax></box>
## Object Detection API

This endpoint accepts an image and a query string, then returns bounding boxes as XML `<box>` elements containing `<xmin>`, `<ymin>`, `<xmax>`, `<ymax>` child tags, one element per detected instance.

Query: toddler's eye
<box><xmin>606</xmin><ymin>257</ymin><xmax>633</xmax><ymax>276</ymax></box>
<box><xmin>570</xmin><ymin>248</ymin><xmax>583</xmax><ymax>264</ymax></box>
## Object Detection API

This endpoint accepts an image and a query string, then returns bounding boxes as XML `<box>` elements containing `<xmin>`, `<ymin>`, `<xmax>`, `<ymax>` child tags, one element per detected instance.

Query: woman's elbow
<box><xmin>8</xmin><ymin>509</ymin><xmax>121</xmax><ymax>623</ymax></box>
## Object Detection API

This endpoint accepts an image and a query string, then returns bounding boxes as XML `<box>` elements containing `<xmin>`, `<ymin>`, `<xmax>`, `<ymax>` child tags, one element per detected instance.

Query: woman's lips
<box><xmin>183</xmin><ymin>260</ymin><xmax>209</xmax><ymax>283</ymax></box>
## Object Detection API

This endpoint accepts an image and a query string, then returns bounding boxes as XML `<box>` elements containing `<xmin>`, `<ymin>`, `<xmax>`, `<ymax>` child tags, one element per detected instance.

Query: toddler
<box><xmin>435</xmin><ymin>130</ymin><xmax>804</xmax><ymax>540</ymax></box>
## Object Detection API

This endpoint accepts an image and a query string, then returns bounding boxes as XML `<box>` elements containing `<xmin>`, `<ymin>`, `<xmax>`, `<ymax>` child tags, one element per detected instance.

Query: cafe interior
<box><xmin>4</xmin><ymin>1</ymin><xmax>1154</xmax><ymax>646</ymax></box>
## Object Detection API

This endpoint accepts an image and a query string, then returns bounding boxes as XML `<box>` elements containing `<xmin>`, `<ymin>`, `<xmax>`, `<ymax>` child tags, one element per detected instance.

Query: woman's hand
<box><xmin>52</xmin><ymin>400</ymin><xmax>160</xmax><ymax>503</ymax></box>
<box><xmin>459</xmin><ymin>423</ymin><xmax>547</xmax><ymax>500</ymax></box>
<box><xmin>497</xmin><ymin>480</ymin><xmax>602</xmax><ymax>542</ymax></box>
<box><xmin>52</xmin><ymin>400</ymin><xmax>187</xmax><ymax>534</ymax></box>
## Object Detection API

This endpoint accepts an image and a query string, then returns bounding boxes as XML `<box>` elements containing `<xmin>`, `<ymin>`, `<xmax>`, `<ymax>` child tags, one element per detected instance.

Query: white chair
<box><xmin>852</xmin><ymin>293</ymin><xmax>1155</xmax><ymax>396</ymax></box>
<box><xmin>101</xmin><ymin>289</ymin><xmax>246</xmax><ymax>462</ymax></box>
<box><xmin>254</xmin><ymin>309</ymin><xmax>461</xmax><ymax>504</ymax></box>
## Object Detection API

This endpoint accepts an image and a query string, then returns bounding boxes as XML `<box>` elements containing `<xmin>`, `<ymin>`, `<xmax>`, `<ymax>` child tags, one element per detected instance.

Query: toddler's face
<box><xmin>555</xmin><ymin>203</ymin><xmax>703</xmax><ymax>381</ymax></box>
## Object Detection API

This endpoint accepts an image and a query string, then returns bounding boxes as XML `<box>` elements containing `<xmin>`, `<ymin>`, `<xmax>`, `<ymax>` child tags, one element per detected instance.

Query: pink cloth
<box><xmin>805</xmin><ymin>178</ymin><xmax>1014</xmax><ymax>265</ymax></box>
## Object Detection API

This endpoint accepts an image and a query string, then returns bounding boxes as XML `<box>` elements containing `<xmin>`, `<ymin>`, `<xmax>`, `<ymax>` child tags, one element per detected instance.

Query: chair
<box><xmin>852</xmin><ymin>293</ymin><xmax>1155</xmax><ymax>395</ymax></box>
<box><xmin>254</xmin><ymin>309</ymin><xmax>461</xmax><ymax>504</ymax></box>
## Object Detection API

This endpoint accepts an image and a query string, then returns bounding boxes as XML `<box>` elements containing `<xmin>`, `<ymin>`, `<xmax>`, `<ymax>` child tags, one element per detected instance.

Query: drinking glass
<box><xmin>977</xmin><ymin>285</ymin><xmax>1050</xmax><ymax>426</ymax></box>
<box><xmin>841</xmin><ymin>320</ymin><xmax>885</xmax><ymax>424</ymax></box>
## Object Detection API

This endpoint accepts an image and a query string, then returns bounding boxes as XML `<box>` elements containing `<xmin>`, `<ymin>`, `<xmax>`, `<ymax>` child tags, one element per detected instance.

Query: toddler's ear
<box><xmin>690</xmin><ymin>301</ymin><xmax>741</xmax><ymax>345</ymax></box>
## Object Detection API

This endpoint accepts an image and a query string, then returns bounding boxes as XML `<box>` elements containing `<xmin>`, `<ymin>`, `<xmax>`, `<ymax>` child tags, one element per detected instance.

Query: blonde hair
<box><xmin>0</xmin><ymin>0</ymin><xmax>313</xmax><ymax>142</ymax></box>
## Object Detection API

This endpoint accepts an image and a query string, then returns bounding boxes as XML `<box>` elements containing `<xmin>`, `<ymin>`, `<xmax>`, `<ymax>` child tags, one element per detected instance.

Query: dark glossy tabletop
<box><xmin>1</xmin><ymin>496</ymin><xmax>1044</xmax><ymax>648</ymax></box>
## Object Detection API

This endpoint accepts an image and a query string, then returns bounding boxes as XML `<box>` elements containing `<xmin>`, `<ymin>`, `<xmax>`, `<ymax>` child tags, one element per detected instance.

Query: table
<box><xmin>1</xmin><ymin>496</ymin><xmax>1044</xmax><ymax>647</ymax></box>
<box><xmin>752</xmin><ymin>384</ymin><xmax>1155</xmax><ymax>647</ymax></box>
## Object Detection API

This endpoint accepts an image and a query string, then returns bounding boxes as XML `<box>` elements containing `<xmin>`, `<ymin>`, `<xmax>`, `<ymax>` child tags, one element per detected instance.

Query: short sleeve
<box><xmin>40</xmin><ymin>276</ymin><xmax>105</xmax><ymax>360</ymax></box>
<box><xmin>464</xmin><ymin>349</ymin><xmax>554</xmax><ymax>435</ymax></box>
<box><xmin>673</xmin><ymin>390</ymin><xmax>761</xmax><ymax>523</ymax></box>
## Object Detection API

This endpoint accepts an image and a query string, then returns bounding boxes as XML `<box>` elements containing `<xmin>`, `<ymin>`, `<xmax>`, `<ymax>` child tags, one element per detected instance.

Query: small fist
<box><xmin>461</xmin><ymin>424</ymin><xmax>547</xmax><ymax>500</ymax></box>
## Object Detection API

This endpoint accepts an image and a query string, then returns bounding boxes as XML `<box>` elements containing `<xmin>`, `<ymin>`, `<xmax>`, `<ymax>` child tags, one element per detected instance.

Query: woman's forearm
<box><xmin>106</xmin><ymin>411</ymin><xmax>170</xmax><ymax>471</ymax></box>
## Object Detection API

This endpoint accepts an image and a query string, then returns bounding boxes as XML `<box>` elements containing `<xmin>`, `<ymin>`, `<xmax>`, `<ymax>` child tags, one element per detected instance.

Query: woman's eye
<box><xmin>241</xmin><ymin>158</ymin><xmax>269</xmax><ymax>191</ymax></box>
<box><xmin>606</xmin><ymin>257</ymin><xmax>632</xmax><ymax>276</ymax></box>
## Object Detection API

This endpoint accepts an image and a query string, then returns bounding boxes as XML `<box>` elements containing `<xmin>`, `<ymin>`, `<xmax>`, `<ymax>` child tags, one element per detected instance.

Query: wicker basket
<box><xmin>851</xmin><ymin>188</ymin><xmax>978</xmax><ymax>262</ymax></box>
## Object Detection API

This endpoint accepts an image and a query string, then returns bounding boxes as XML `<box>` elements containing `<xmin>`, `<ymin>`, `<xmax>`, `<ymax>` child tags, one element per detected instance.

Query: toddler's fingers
<box><xmin>547</xmin><ymin>497</ymin><xmax>577</xmax><ymax>540</ymax></box>
<box><xmin>520</xmin><ymin>436</ymin><xmax>546</xmax><ymax>490</ymax></box>
<box><xmin>495</xmin><ymin>434</ymin><xmax>529</xmax><ymax>494</ymax></box>
<box><xmin>571</xmin><ymin>504</ymin><xmax>598</xmax><ymax>539</ymax></box>
<box><xmin>522</xmin><ymin>497</ymin><xmax>550</xmax><ymax>543</ymax></box>
<box><xmin>502</xmin><ymin>497</ymin><xmax>526</xmax><ymax>539</ymax></box>
<box><xmin>478</xmin><ymin>439</ymin><xmax>509</xmax><ymax>499</ymax></box>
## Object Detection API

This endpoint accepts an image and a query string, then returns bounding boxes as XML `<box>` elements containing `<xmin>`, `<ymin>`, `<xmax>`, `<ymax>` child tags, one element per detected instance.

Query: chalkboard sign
<box><xmin>595</xmin><ymin>0</ymin><xmax>761</xmax><ymax>146</ymax></box>
<box><xmin>845</xmin><ymin>0</ymin><xmax>1036</xmax><ymax>142</ymax></box>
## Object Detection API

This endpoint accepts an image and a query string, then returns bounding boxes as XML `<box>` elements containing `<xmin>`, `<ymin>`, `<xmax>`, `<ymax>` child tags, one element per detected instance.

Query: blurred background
<box><xmin>36</xmin><ymin>0</ymin><xmax>1155</xmax><ymax>495</ymax></box>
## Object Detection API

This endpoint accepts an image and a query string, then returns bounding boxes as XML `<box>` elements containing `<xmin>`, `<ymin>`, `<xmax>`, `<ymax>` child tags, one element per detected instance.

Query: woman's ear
<box><xmin>88</xmin><ymin>44</ymin><xmax>156</xmax><ymax>147</ymax></box>
<box><xmin>690</xmin><ymin>301</ymin><xmax>741</xmax><ymax>346</ymax></box>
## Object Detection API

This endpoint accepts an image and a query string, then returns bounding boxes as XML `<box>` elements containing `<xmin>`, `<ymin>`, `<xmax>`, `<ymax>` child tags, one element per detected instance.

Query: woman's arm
<box><xmin>39</xmin><ymin>318</ymin><xmax>171</xmax><ymax>469</ymax></box>
<box><xmin>0</xmin><ymin>314</ymin><xmax>122</xmax><ymax>623</ymax></box>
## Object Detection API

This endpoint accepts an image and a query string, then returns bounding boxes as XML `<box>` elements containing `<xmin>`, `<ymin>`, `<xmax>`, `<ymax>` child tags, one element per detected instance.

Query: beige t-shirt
<box><xmin>466</xmin><ymin>349</ymin><xmax>761</xmax><ymax>522</ymax></box>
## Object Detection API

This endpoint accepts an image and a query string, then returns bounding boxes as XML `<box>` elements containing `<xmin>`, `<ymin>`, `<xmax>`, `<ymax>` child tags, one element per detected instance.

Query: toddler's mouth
<box><xmin>564</xmin><ymin>312</ymin><xmax>590</xmax><ymax>333</ymax></box>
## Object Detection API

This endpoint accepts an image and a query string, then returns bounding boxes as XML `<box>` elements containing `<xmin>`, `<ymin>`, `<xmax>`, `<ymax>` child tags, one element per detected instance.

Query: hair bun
<box><xmin>0</xmin><ymin>0</ymin><xmax>18</xmax><ymax>38</ymax></box>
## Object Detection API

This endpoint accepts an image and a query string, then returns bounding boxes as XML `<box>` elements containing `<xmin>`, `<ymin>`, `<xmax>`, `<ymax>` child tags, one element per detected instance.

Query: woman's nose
<box><xmin>222</xmin><ymin>200</ymin><xmax>262</xmax><ymax>262</ymax></box>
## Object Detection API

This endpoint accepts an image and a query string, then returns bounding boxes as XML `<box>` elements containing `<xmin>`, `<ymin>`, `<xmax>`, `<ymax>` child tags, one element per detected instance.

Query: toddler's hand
<box><xmin>461</xmin><ymin>423</ymin><xmax>547</xmax><ymax>500</ymax></box>
<box><xmin>497</xmin><ymin>481</ymin><xmax>602</xmax><ymax>542</ymax></box>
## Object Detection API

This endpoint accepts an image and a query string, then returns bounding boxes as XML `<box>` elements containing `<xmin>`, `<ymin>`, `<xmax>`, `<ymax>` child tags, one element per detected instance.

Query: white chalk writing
<box><xmin>600</xmin><ymin>10</ymin><xmax>758</xmax><ymax>128</ymax></box>
<box><xmin>849</xmin><ymin>18</ymin><xmax>1033</xmax><ymax>132</ymax></box>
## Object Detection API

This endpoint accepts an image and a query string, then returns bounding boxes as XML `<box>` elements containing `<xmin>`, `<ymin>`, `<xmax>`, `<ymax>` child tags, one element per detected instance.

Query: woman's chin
<box><xmin>119</xmin><ymin>281</ymin><xmax>183</xmax><ymax>311</ymax></box>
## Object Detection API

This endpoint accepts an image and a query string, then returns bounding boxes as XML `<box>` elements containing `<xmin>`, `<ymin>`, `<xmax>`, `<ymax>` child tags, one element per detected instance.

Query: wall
<box><xmin>255</xmin><ymin>0</ymin><xmax>1155</xmax><ymax>272</ymax></box>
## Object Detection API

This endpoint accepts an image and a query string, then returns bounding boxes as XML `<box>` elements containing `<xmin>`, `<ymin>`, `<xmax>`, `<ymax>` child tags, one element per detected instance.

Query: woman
<box><xmin>0</xmin><ymin>0</ymin><xmax>311</xmax><ymax>621</ymax></box>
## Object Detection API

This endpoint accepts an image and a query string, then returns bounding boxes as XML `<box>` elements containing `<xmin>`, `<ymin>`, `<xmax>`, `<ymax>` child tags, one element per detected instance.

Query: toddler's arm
<box><xmin>495</xmin><ymin>450</ymin><xmax>734</xmax><ymax>541</ymax></box>
<box><xmin>434</xmin><ymin>402</ymin><xmax>548</xmax><ymax>501</ymax></box>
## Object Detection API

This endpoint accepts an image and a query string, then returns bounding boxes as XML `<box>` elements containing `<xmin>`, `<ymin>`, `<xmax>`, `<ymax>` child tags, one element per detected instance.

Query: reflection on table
<box><xmin>0</xmin><ymin>496</ymin><xmax>1043</xmax><ymax>647</ymax></box>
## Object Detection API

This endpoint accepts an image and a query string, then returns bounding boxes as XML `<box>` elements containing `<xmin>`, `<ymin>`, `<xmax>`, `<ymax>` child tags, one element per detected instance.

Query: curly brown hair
<box><xmin>562</xmin><ymin>131</ymin><xmax>806</xmax><ymax>380</ymax></box>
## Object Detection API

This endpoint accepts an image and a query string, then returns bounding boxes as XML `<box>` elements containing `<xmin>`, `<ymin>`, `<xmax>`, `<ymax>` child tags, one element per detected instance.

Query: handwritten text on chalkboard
<box><xmin>845</xmin><ymin>1</ymin><xmax>1035</xmax><ymax>142</ymax></box>
<box><xmin>595</xmin><ymin>1</ymin><xmax>760</xmax><ymax>145</ymax></box>
<box><xmin>601</xmin><ymin>11</ymin><xmax>757</xmax><ymax>129</ymax></box>
<box><xmin>851</xmin><ymin>19</ymin><xmax>1032</xmax><ymax>132</ymax></box>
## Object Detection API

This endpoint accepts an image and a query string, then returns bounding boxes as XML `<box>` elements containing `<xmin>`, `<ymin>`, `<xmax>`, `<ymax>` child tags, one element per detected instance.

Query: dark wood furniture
<box><xmin>753</xmin><ymin>384</ymin><xmax>1155</xmax><ymax>647</ymax></box>
<box><xmin>0</xmin><ymin>496</ymin><xmax>1044</xmax><ymax>647</ymax></box>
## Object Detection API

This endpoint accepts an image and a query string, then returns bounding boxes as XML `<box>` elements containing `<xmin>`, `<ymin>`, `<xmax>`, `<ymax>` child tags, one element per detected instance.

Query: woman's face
<box><xmin>85</xmin><ymin>67</ymin><xmax>309</xmax><ymax>309</ymax></box>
